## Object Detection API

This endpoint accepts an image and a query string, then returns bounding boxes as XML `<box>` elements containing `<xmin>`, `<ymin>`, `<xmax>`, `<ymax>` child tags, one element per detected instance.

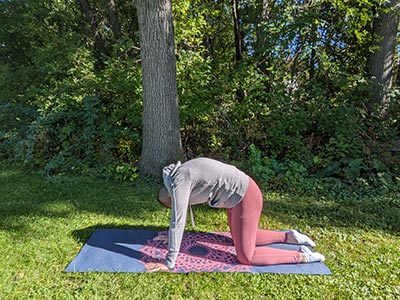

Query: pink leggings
<box><xmin>227</xmin><ymin>177</ymin><xmax>301</xmax><ymax>265</ymax></box>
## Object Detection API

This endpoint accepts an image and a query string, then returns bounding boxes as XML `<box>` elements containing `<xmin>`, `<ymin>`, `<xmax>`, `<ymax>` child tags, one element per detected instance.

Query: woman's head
<box><xmin>157</xmin><ymin>186</ymin><xmax>171</xmax><ymax>208</ymax></box>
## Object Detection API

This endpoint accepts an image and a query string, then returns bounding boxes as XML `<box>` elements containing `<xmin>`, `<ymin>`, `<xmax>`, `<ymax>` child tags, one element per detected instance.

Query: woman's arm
<box><xmin>164</xmin><ymin>179</ymin><xmax>191</xmax><ymax>270</ymax></box>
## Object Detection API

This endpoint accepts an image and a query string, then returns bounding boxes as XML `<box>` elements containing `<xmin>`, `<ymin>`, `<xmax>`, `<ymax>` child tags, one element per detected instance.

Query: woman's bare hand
<box><xmin>153</xmin><ymin>233</ymin><xmax>168</xmax><ymax>243</ymax></box>
<box><xmin>145</xmin><ymin>262</ymin><xmax>170</xmax><ymax>272</ymax></box>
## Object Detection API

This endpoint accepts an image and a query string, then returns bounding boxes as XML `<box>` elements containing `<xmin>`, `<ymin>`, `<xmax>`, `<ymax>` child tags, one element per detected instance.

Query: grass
<box><xmin>1</xmin><ymin>167</ymin><xmax>399</xmax><ymax>300</ymax></box>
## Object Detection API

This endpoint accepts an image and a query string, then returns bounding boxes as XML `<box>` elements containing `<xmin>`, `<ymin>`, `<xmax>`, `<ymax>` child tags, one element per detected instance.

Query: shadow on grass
<box><xmin>1</xmin><ymin>169</ymin><xmax>399</xmax><ymax>236</ymax></box>
<box><xmin>0</xmin><ymin>170</ymin><xmax>164</xmax><ymax>234</ymax></box>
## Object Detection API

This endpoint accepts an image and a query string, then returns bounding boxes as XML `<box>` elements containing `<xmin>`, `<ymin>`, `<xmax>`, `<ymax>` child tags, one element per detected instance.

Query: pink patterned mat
<box><xmin>140</xmin><ymin>231</ymin><xmax>250</xmax><ymax>272</ymax></box>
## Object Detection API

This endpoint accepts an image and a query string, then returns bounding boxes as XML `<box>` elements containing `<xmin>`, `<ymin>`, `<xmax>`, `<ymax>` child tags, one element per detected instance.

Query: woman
<box><xmin>147</xmin><ymin>157</ymin><xmax>325</xmax><ymax>272</ymax></box>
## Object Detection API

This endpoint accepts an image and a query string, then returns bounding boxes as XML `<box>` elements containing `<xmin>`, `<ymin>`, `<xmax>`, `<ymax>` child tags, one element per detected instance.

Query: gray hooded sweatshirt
<box><xmin>162</xmin><ymin>157</ymin><xmax>249</xmax><ymax>269</ymax></box>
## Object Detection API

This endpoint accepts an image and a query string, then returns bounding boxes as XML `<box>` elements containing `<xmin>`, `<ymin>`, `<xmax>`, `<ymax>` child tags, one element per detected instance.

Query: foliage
<box><xmin>0</xmin><ymin>0</ymin><xmax>399</xmax><ymax>188</ymax></box>
<box><xmin>246</xmin><ymin>143</ymin><xmax>313</xmax><ymax>192</ymax></box>
<box><xmin>0</xmin><ymin>0</ymin><xmax>142</xmax><ymax>180</ymax></box>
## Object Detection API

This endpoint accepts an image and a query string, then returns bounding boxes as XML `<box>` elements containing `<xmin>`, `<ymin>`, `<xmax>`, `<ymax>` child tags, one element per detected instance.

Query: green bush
<box><xmin>11</xmin><ymin>95</ymin><xmax>140</xmax><ymax>178</ymax></box>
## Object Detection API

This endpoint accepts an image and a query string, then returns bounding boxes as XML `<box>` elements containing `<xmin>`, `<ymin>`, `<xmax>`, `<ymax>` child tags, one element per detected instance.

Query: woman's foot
<box><xmin>286</xmin><ymin>229</ymin><xmax>316</xmax><ymax>247</ymax></box>
<box><xmin>299</xmin><ymin>245</ymin><xmax>325</xmax><ymax>263</ymax></box>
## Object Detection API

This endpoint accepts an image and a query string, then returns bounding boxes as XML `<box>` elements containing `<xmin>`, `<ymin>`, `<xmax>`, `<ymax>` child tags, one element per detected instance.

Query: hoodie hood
<box><xmin>162</xmin><ymin>161</ymin><xmax>181</xmax><ymax>194</ymax></box>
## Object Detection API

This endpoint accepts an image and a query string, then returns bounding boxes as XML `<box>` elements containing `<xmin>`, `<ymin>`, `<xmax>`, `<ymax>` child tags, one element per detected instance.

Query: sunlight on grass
<box><xmin>1</xmin><ymin>169</ymin><xmax>399</xmax><ymax>299</ymax></box>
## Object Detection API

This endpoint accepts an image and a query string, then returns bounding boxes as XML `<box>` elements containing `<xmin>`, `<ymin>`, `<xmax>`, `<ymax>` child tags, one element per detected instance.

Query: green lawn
<box><xmin>1</xmin><ymin>168</ymin><xmax>399</xmax><ymax>299</ymax></box>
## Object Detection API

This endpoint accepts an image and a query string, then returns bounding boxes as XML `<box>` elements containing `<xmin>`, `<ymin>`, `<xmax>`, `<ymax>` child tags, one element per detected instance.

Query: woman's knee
<box><xmin>236</xmin><ymin>251</ymin><xmax>253</xmax><ymax>265</ymax></box>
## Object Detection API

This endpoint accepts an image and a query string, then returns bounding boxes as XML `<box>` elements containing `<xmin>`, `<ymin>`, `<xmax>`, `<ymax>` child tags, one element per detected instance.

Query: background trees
<box><xmin>0</xmin><ymin>0</ymin><xmax>399</xmax><ymax>189</ymax></box>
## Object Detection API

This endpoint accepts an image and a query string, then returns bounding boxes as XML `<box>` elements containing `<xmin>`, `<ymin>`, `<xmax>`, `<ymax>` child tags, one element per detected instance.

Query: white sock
<box><xmin>288</xmin><ymin>229</ymin><xmax>316</xmax><ymax>247</ymax></box>
<box><xmin>300</xmin><ymin>246</ymin><xmax>325</xmax><ymax>263</ymax></box>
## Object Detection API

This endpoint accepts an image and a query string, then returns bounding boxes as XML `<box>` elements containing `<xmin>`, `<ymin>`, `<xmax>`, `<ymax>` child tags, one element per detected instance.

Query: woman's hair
<box><xmin>157</xmin><ymin>185</ymin><xmax>170</xmax><ymax>208</ymax></box>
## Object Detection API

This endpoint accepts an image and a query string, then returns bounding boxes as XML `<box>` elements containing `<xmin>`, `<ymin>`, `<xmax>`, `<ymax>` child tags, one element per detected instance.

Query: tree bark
<box><xmin>255</xmin><ymin>0</ymin><xmax>273</xmax><ymax>93</ymax></box>
<box><xmin>232</xmin><ymin>0</ymin><xmax>243</xmax><ymax>62</ymax></box>
<box><xmin>368</xmin><ymin>0</ymin><xmax>399</xmax><ymax>114</ymax></box>
<box><xmin>78</xmin><ymin>0</ymin><xmax>106</xmax><ymax>67</ymax></box>
<box><xmin>255</xmin><ymin>0</ymin><xmax>271</xmax><ymax>55</ymax></box>
<box><xmin>136</xmin><ymin>0</ymin><xmax>184</xmax><ymax>177</ymax></box>
<box><xmin>396</xmin><ymin>56</ymin><xmax>400</xmax><ymax>87</ymax></box>
<box><xmin>309</xmin><ymin>23</ymin><xmax>317</xmax><ymax>81</ymax></box>
<box><xmin>105</xmin><ymin>0</ymin><xmax>121</xmax><ymax>40</ymax></box>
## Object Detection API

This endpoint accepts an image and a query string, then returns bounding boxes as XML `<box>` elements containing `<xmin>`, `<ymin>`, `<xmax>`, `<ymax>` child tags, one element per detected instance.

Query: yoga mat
<box><xmin>65</xmin><ymin>229</ymin><xmax>332</xmax><ymax>274</ymax></box>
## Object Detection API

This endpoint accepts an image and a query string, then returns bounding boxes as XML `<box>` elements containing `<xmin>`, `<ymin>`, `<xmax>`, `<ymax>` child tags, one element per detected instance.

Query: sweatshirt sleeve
<box><xmin>165</xmin><ymin>178</ymin><xmax>191</xmax><ymax>270</ymax></box>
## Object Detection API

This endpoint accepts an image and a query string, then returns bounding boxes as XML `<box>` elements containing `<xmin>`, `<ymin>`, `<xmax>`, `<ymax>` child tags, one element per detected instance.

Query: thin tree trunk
<box><xmin>105</xmin><ymin>0</ymin><xmax>121</xmax><ymax>40</ymax></box>
<box><xmin>309</xmin><ymin>23</ymin><xmax>317</xmax><ymax>81</ymax></box>
<box><xmin>255</xmin><ymin>0</ymin><xmax>273</xmax><ymax>92</ymax></box>
<box><xmin>136</xmin><ymin>0</ymin><xmax>183</xmax><ymax>177</ymax></box>
<box><xmin>232</xmin><ymin>0</ymin><xmax>246</xmax><ymax>102</ymax></box>
<box><xmin>397</xmin><ymin>56</ymin><xmax>400</xmax><ymax>87</ymax></box>
<box><xmin>78</xmin><ymin>0</ymin><xmax>106</xmax><ymax>67</ymax></box>
<box><xmin>256</xmin><ymin>0</ymin><xmax>271</xmax><ymax>55</ymax></box>
<box><xmin>232</xmin><ymin>0</ymin><xmax>243</xmax><ymax>62</ymax></box>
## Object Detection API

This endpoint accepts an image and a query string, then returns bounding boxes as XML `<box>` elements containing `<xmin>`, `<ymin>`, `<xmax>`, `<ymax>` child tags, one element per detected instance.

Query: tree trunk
<box><xmin>309</xmin><ymin>23</ymin><xmax>317</xmax><ymax>81</ymax></box>
<box><xmin>255</xmin><ymin>0</ymin><xmax>271</xmax><ymax>55</ymax></box>
<box><xmin>255</xmin><ymin>0</ymin><xmax>273</xmax><ymax>93</ymax></box>
<box><xmin>397</xmin><ymin>56</ymin><xmax>400</xmax><ymax>87</ymax></box>
<box><xmin>232</xmin><ymin>0</ymin><xmax>243</xmax><ymax>62</ymax></box>
<box><xmin>368</xmin><ymin>0</ymin><xmax>399</xmax><ymax>114</ymax></box>
<box><xmin>105</xmin><ymin>0</ymin><xmax>121</xmax><ymax>40</ymax></box>
<box><xmin>78</xmin><ymin>0</ymin><xmax>106</xmax><ymax>68</ymax></box>
<box><xmin>136</xmin><ymin>0</ymin><xmax>184</xmax><ymax>177</ymax></box>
